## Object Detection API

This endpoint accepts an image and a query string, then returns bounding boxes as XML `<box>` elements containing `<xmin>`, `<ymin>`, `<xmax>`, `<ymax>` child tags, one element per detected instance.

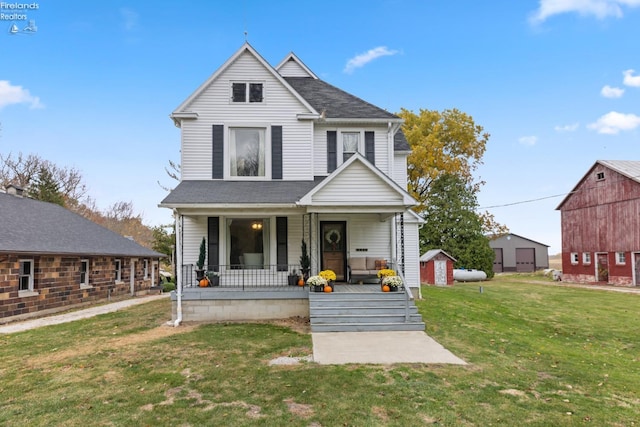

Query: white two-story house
<box><xmin>160</xmin><ymin>43</ymin><xmax>422</xmax><ymax>323</ymax></box>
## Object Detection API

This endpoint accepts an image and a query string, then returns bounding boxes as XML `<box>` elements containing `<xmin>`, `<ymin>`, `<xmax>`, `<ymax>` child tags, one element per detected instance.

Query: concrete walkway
<box><xmin>312</xmin><ymin>331</ymin><xmax>467</xmax><ymax>365</ymax></box>
<box><xmin>0</xmin><ymin>294</ymin><xmax>169</xmax><ymax>334</ymax></box>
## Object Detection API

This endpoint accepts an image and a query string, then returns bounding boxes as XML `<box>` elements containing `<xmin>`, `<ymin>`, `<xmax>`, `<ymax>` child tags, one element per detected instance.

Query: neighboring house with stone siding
<box><xmin>0</xmin><ymin>186</ymin><xmax>164</xmax><ymax>323</ymax></box>
<box><xmin>160</xmin><ymin>43</ymin><xmax>422</xmax><ymax>324</ymax></box>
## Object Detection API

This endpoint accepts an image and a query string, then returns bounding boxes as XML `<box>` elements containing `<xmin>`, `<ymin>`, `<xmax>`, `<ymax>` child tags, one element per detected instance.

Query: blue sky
<box><xmin>2</xmin><ymin>1</ymin><xmax>640</xmax><ymax>254</ymax></box>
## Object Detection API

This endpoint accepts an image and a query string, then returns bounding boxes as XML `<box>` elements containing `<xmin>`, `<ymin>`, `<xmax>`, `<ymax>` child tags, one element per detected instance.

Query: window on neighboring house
<box><xmin>231</xmin><ymin>82</ymin><xmax>263</xmax><ymax>103</ymax></box>
<box><xmin>342</xmin><ymin>132</ymin><xmax>360</xmax><ymax>162</ymax></box>
<box><xmin>616</xmin><ymin>252</ymin><xmax>626</xmax><ymax>264</ymax></box>
<box><xmin>115</xmin><ymin>259</ymin><xmax>122</xmax><ymax>281</ymax></box>
<box><xmin>582</xmin><ymin>252</ymin><xmax>591</xmax><ymax>264</ymax></box>
<box><xmin>227</xmin><ymin>218</ymin><xmax>270</xmax><ymax>269</ymax></box>
<box><xmin>143</xmin><ymin>259</ymin><xmax>149</xmax><ymax>279</ymax></box>
<box><xmin>19</xmin><ymin>259</ymin><xmax>34</xmax><ymax>292</ymax></box>
<box><xmin>570</xmin><ymin>252</ymin><xmax>579</xmax><ymax>264</ymax></box>
<box><xmin>80</xmin><ymin>259</ymin><xmax>89</xmax><ymax>287</ymax></box>
<box><xmin>230</xmin><ymin>127</ymin><xmax>266</xmax><ymax>177</ymax></box>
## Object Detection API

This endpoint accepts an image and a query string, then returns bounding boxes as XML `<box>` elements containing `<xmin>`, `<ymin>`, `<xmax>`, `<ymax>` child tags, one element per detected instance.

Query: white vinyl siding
<box><xmin>180</xmin><ymin>51</ymin><xmax>313</xmax><ymax>181</ymax></box>
<box><xmin>399</xmin><ymin>214</ymin><xmax>421</xmax><ymax>288</ymax></box>
<box><xmin>182</xmin><ymin>216</ymin><xmax>209</xmax><ymax>268</ymax></box>
<box><xmin>311</xmin><ymin>162</ymin><xmax>403</xmax><ymax>205</ymax></box>
<box><xmin>313</xmin><ymin>124</ymin><xmax>390</xmax><ymax>177</ymax></box>
<box><xmin>393</xmin><ymin>154</ymin><xmax>409</xmax><ymax>189</ymax></box>
<box><xmin>344</xmin><ymin>214</ymin><xmax>392</xmax><ymax>260</ymax></box>
<box><xmin>277</xmin><ymin>60</ymin><xmax>312</xmax><ymax>77</ymax></box>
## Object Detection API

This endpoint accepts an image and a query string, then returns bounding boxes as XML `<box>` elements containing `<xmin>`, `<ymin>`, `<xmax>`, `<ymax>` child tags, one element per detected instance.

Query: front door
<box><xmin>321</xmin><ymin>221</ymin><xmax>346</xmax><ymax>281</ymax></box>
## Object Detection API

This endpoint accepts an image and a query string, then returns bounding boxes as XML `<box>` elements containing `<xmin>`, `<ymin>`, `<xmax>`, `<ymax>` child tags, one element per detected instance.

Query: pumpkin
<box><xmin>199</xmin><ymin>278</ymin><xmax>209</xmax><ymax>287</ymax></box>
<box><xmin>382</xmin><ymin>284</ymin><xmax>390</xmax><ymax>292</ymax></box>
<box><xmin>323</xmin><ymin>285</ymin><xmax>332</xmax><ymax>293</ymax></box>
<box><xmin>298</xmin><ymin>278</ymin><xmax>305</xmax><ymax>286</ymax></box>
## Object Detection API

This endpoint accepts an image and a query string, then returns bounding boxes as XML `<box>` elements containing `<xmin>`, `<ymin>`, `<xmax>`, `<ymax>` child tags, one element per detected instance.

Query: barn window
<box><xmin>582</xmin><ymin>252</ymin><xmax>591</xmax><ymax>264</ymax></box>
<box><xmin>570</xmin><ymin>252</ymin><xmax>579</xmax><ymax>264</ymax></box>
<box><xmin>596</xmin><ymin>172</ymin><xmax>605</xmax><ymax>181</ymax></box>
<box><xmin>616</xmin><ymin>252</ymin><xmax>626</xmax><ymax>265</ymax></box>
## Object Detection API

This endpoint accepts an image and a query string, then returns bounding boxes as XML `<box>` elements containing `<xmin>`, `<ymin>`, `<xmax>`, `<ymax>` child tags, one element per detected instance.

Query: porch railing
<box><xmin>390</xmin><ymin>259</ymin><xmax>413</xmax><ymax>322</ymax></box>
<box><xmin>181</xmin><ymin>264</ymin><xmax>304</xmax><ymax>290</ymax></box>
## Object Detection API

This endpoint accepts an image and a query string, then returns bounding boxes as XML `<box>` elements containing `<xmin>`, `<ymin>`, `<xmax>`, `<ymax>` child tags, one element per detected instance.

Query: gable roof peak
<box><xmin>275</xmin><ymin>52</ymin><xmax>318</xmax><ymax>79</ymax></box>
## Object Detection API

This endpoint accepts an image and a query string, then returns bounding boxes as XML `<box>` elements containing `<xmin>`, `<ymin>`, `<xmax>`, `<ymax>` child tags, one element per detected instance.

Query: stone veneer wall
<box><xmin>0</xmin><ymin>255</ymin><xmax>157</xmax><ymax>322</ymax></box>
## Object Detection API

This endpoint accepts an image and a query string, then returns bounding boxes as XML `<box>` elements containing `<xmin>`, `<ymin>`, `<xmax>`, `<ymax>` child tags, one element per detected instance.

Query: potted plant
<box><xmin>382</xmin><ymin>275</ymin><xmax>402</xmax><ymax>292</ymax></box>
<box><xmin>376</xmin><ymin>268</ymin><xmax>396</xmax><ymax>289</ymax></box>
<box><xmin>319</xmin><ymin>269</ymin><xmax>336</xmax><ymax>291</ymax></box>
<box><xmin>300</xmin><ymin>240</ymin><xmax>310</xmax><ymax>280</ymax></box>
<box><xmin>206</xmin><ymin>271</ymin><xmax>220</xmax><ymax>287</ymax></box>
<box><xmin>288</xmin><ymin>270</ymin><xmax>299</xmax><ymax>286</ymax></box>
<box><xmin>306</xmin><ymin>275</ymin><xmax>327</xmax><ymax>292</ymax></box>
<box><xmin>196</xmin><ymin>237</ymin><xmax>206</xmax><ymax>280</ymax></box>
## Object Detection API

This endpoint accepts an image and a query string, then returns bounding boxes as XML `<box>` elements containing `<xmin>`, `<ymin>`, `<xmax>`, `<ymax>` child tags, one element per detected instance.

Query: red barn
<box><xmin>556</xmin><ymin>160</ymin><xmax>640</xmax><ymax>286</ymax></box>
<box><xmin>420</xmin><ymin>249</ymin><xmax>456</xmax><ymax>286</ymax></box>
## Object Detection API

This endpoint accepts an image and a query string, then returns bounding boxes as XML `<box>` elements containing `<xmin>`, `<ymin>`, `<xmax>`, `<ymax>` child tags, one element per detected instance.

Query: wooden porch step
<box><xmin>311</xmin><ymin>322</ymin><xmax>426</xmax><ymax>332</ymax></box>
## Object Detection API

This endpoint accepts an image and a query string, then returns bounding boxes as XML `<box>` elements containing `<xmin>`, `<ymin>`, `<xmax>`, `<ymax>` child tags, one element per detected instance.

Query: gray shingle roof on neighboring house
<box><xmin>284</xmin><ymin>77</ymin><xmax>400</xmax><ymax>120</ymax></box>
<box><xmin>0</xmin><ymin>192</ymin><xmax>164</xmax><ymax>257</ymax></box>
<box><xmin>160</xmin><ymin>178</ymin><xmax>325</xmax><ymax>205</ymax></box>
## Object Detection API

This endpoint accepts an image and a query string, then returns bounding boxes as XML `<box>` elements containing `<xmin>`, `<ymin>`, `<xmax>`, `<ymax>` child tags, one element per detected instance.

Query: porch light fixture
<box><xmin>251</xmin><ymin>221</ymin><xmax>263</xmax><ymax>230</ymax></box>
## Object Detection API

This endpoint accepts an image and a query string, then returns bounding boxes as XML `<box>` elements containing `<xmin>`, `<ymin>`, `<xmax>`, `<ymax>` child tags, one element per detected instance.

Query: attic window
<box><xmin>231</xmin><ymin>82</ymin><xmax>263</xmax><ymax>103</ymax></box>
<box><xmin>596</xmin><ymin>172</ymin><xmax>605</xmax><ymax>181</ymax></box>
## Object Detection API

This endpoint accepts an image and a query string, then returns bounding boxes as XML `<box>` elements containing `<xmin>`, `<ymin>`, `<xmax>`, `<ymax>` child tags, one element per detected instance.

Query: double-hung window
<box><xmin>616</xmin><ymin>252</ymin><xmax>626</xmax><ymax>265</ymax></box>
<box><xmin>231</xmin><ymin>82</ymin><xmax>263</xmax><ymax>103</ymax></box>
<box><xmin>227</xmin><ymin>218</ymin><xmax>270</xmax><ymax>269</ymax></box>
<box><xmin>115</xmin><ymin>259</ymin><xmax>122</xmax><ymax>281</ymax></box>
<box><xmin>342</xmin><ymin>132</ymin><xmax>360</xmax><ymax>162</ymax></box>
<box><xmin>19</xmin><ymin>259</ymin><xmax>34</xmax><ymax>292</ymax></box>
<box><xmin>229</xmin><ymin>127</ymin><xmax>266</xmax><ymax>177</ymax></box>
<box><xmin>80</xmin><ymin>259</ymin><xmax>89</xmax><ymax>287</ymax></box>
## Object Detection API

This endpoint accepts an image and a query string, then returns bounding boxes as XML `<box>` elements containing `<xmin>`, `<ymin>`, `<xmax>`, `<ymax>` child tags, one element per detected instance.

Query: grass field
<box><xmin>1</xmin><ymin>275</ymin><xmax>638</xmax><ymax>426</ymax></box>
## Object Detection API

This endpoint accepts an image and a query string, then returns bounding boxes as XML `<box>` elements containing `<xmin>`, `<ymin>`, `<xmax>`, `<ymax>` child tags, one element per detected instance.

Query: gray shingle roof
<box><xmin>160</xmin><ymin>178</ymin><xmax>325</xmax><ymax>205</ymax></box>
<box><xmin>394</xmin><ymin>130</ymin><xmax>410</xmax><ymax>151</ymax></box>
<box><xmin>0</xmin><ymin>192</ymin><xmax>164</xmax><ymax>257</ymax></box>
<box><xmin>284</xmin><ymin>77</ymin><xmax>399</xmax><ymax>120</ymax></box>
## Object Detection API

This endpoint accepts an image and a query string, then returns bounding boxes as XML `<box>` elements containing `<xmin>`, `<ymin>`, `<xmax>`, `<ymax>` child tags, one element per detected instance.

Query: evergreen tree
<box><xmin>29</xmin><ymin>166</ymin><xmax>66</xmax><ymax>206</ymax></box>
<box><xmin>420</xmin><ymin>174</ymin><xmax>495</xmax><ymax>277</ymax></box>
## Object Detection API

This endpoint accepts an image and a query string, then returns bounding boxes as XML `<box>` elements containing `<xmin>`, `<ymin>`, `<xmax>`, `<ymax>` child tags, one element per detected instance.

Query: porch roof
<box><xmin>159</xmin><ymin>178</ymin><xmax>325</xmax><ymax>206</ymax></box>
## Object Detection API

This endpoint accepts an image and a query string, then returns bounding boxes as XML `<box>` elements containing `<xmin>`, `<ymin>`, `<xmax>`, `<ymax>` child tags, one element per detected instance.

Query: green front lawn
<box><xmin>0</xmin><ymin>275</ymin><xmax>638</xmax><ymax>426</ymax></box>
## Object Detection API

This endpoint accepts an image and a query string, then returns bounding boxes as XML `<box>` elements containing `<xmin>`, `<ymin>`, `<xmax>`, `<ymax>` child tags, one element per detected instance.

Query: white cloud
<box><xmin>601</xmin><ymin>85</ymin><xmax>625</xmax><ymax>98</ymax></box>
<box><xmin>529</xmin><ymin>0</ymin><xmax>640</xmax><ymax>24</ymax></box>
<box><xmin>344</xmin><ymin>46</ymin><xmax>399</xmax><ymax>74</ymax></box>
<box><xmin>623</xmin><ymin>69</ymin><xmax>640</xmax><ymax>87</ymax></box>
<box><xmin>120</xmin><ymin>7</ymin><xmax>138</xmax><ymax>31</ymax></box>
<box><xmin>588</xmin><ymin>111</ymin><xmax>640</xmax><ymax>134</ymax></box>
<box><xmin>519</xmin><ymin>135</ymin><xmax>538</xmax><ymax>146</ymax></box>
<box><xmin>554</xmin><ymin>122</ymin><xmax>579</xmax><ymax>131</ymax></box>
<box><xmin>0</xmin><ymin>80</ymin><xmax>44</xmax><ymax>110</ymax></box>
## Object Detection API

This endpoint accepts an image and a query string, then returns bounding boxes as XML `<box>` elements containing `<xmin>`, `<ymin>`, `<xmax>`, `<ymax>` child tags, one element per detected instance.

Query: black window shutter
<box><xmin>272</xmin><ymin>126</ymin><xmax>283</xmax><ymax>179</ymax></box>
<box><xmin>276</xmin><ymin>217</ymin><xmax>288</xmax><ymax>271</ymax></box>
<box><xmin>365</xmin><ymin>131</ymin><xmax>375</xmax><ymax>164</ymax></box>
<box><xmin>212</xmin><ymin>125</ymin><xmax>224</xmax><ymax>179</ymax></box>
<box><xmin>327</xmin><ymin>131</ymin><xmax>337</xmax><ymax>173</ymax></box>
<box><xmin>208</xmin><ymin>217</ymin><xmax>219</xmax><ymax>272</ymax></box>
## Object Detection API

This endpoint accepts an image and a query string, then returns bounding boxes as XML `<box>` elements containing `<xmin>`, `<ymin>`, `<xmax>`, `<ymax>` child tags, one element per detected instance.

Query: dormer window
<box><xmin>231</xmin><ymin>82</ymin><xmax>263</xmax><ymax>103</ymax></box>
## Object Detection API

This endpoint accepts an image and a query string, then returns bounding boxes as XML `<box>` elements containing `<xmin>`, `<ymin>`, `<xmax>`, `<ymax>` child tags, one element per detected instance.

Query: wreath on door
<box><xmin>325</xmin><ymin>229</ymin><xmax>341</xmax><ymax>250</ymax></box>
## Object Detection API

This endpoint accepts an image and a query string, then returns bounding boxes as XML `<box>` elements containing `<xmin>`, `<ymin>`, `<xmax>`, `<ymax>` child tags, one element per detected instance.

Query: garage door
<box><xmin>515</xmin><ymin>248</ymin><xmax>535</xmax><ymax>272</ymax></box>
<box><xmin>493</xmin><ymin>248</ymin><xmax>503</xmax><ymax>273</ymax></box>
